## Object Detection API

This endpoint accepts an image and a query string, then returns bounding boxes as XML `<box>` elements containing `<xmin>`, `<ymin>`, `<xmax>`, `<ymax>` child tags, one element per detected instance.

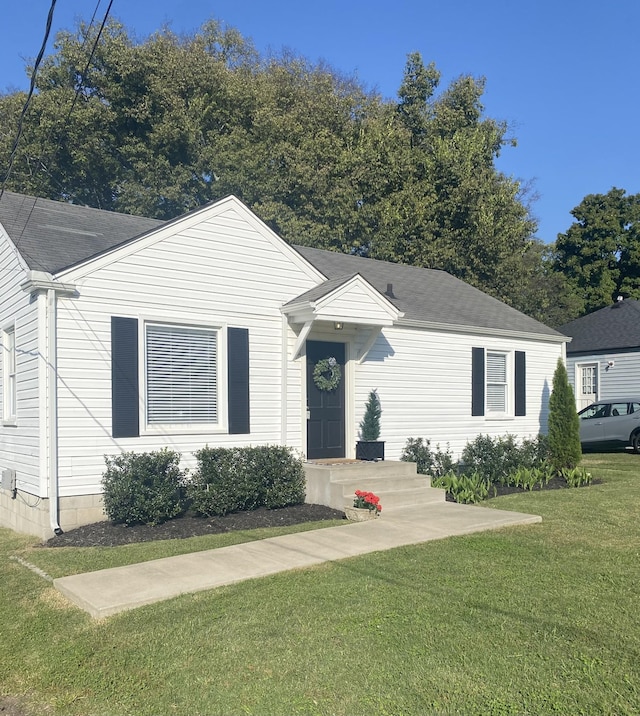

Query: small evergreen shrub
<box><xmin>359</xmin><ymin>390</ymin><xmax>382</xmax><ymax>440</ymax></box>
<box><xmin>101</xmin><ymin>449</ymin><xmax>186</xmax><ymax>526</ymax></box>
<box><xmin>400</xmin><ymin>438</ymin><xmax>455</xmax><ymax>477</ymax></box>
<box><xmin>188</xmin><ymin>445</ymin><xmax>305</xmax><ymax>516</ymax></box>
<box><xmin>431</xmin><ymin>471</ymin><xmax>492</xmax><ymax>504</ymax></box>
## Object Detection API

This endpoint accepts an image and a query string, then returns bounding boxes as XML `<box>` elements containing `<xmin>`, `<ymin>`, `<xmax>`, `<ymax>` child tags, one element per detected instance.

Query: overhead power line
<box><xmin>0</xmin><ymin>0</ymin><xmax>58</xmax><ymax>200</ymax></box>
<box><xmin>63</xmin><ymin>0</ymin><xmax>115</xmax><ymax>124</ymax></box>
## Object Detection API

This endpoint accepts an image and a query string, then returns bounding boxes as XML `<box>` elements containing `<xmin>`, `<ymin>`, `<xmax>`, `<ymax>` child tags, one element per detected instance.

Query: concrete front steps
<box><xmin>303</xmin><ymin>460</ymin><xmax>446</xmax><ymax>513</ymax></box>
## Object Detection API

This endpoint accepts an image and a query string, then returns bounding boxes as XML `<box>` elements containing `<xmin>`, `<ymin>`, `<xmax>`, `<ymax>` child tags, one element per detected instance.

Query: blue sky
<box><xmin>1</xmin><ymin>0</ymin><xmax>638</xmax><ymax>244</ymax></box>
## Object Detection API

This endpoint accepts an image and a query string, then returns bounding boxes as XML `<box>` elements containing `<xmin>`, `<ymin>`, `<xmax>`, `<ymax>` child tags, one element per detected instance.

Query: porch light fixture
<box><xmin>334</xmin><ymin>322</ymin><xmax>343</xmax><ymax>330</ymax></box>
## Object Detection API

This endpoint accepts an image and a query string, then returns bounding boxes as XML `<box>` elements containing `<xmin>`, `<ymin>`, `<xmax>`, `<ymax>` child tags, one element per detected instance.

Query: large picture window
<box><xmin>2</xmin><ymin>326</ymin><xmax>16</xmax><ymax>422</ymax></box>
<box><xmin>145</xmin><ymin>324</ymin><xmax>218</xmax><ymax>425</ymax></box>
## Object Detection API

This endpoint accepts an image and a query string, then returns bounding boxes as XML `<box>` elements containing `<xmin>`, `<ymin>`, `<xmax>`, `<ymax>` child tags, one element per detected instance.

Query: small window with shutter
<box><xmin>486</xmin><ymin>352</ymin><xmax>508</xmax><ymax>414</ymax></box>
<box><xmin>472</xmin><ymin>348</ymin><xmax>526</xmax><ymax>417</ymax></box>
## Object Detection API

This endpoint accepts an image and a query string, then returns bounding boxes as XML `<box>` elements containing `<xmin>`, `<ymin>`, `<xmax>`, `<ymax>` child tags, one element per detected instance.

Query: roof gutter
<box><xmin>21</xmin><ymin>272</ymin><xmax>76</xmax><ymax>536</ymax></box>
<box><xmin>395</xmin><ymin>317</ymin><xmax>570</xmax><ymax>344</ymax></box>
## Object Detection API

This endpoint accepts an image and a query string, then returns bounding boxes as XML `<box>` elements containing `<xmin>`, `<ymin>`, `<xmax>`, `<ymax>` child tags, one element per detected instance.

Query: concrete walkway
<box><xmin>55</xmin><ymin>502</ymin><xmax>541</xmax><ymax>618</ymax></box>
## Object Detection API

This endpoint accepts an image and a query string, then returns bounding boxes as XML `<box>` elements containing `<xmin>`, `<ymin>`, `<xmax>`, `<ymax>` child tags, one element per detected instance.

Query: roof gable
<box><xmin>283</xmin><ymin>273</ymin><xmax>403</xmax><ymax>325</ymax></box>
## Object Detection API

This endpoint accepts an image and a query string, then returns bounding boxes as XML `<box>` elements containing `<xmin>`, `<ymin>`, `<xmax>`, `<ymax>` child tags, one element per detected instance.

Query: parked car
<box><xmin>578</xmin><ymin>398</ymin><xmax>640</xmax><ymax>452</ymax></box>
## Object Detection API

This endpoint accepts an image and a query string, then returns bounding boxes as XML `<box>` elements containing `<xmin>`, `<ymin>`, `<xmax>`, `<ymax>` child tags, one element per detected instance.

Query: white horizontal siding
<box><xmin>0</xmin><ymin>230</ymin><xmax>41</xmax><ymax>494</ymax></box>
<box><xmin>316</xmin><ymin>282</ymin><xmax>393</xmax><ymax>323</ymax></box>
<box><xmin>354</xmin><ymin>325</ymin><xmax>563</xmax><ymax>461</ymax></box>
<box><xmin>54</xmin><ymin>206</ymin><xmax>320</xmax><ymax>496</ymax></box>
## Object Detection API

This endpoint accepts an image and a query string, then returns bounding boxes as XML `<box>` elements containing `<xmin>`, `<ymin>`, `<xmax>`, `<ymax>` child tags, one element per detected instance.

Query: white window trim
<box><xmin>575</xmin><ymin>362</ymin><xmax>599</xmax><ymax>410</ymax></box>
<box><xmin>140</xmin><ymin>319</ymin><xmax>228</xmax><ymax>436</ymax></box>
<box><xmin>485</xmin><ymin>350</ymin><xmax>513</xmax><ymax>419</ymax></box>
<box><xmin>2</xmin><ymin>324</ymin><xmax>17</xmax><ymax>425</ymax></box>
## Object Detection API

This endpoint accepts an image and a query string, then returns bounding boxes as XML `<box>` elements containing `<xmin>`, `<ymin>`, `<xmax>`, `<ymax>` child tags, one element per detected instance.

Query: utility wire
<box><xmin>0</xmin><ymin>0</ymin><xmax>58</xmax><ymax>200</ymax></box>
<box><xmin>63</xmin><ymin>0</ymin><xmax>115</xmax><ymax>124</ymax></box>
<box><xmin>27</xmin><ymin>0</ymin><xmax>115</xmax><ymax>209</ymax></box>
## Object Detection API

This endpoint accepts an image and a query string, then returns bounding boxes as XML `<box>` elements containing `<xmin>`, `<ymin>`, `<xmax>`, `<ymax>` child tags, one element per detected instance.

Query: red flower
<box><xmin>353</xmin><ymin>489</ymin><xmax>382</xmax><ymax>512</ymax></box>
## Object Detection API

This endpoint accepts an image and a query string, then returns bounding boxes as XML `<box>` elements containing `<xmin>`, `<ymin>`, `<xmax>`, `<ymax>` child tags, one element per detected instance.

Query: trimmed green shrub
<box><xmin>547</xmin><ymin>358</ymin><xmax>582</xmax><ymax>472</ymax></box>
<box><xmin>247</xmin><ymin>445</ymin><xmax>306</xmax><ymax>510</ymax></box>
<box><xmin>460</xmin><ymin>433</ymin><xmax>548</xmax><ymax>484</ymax></box>
<box><xmin>102</xmin><ymin>449</ymin><xmax>186</xmax><ymax>526</ymax></box>
<box><xmin>400</xmin><ymin>438</ymin><xmax>455</xmax><ymax>477</ymax></box>
<box><xmin>188</xmin><ymin>445</ymin><xmax>305</xmax><ymax>517</ymax></box>
<box><xmin>431</xmin><ymin>471</ymin><xmax>492</xmax><ymax>504</ymax></box>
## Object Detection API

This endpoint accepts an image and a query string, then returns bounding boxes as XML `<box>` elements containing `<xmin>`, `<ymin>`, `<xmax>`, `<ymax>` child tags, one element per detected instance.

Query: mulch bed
<box><xmin>42</xmin><ymin>504</ymin><xmax>346</xmax><ymax>549</ymax></box>
<box><xmin>41</xmin><ymin>478</ymin><xmax>595</xmax><ymax>549</ymax></box>
<box><xmin>444</xmin><ymin>474</ymin><xmax>595</xmax><ymax>501</ymax></box>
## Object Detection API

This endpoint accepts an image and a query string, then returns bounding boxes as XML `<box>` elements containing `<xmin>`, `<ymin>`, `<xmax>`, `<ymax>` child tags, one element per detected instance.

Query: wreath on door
<box><xmin>313</xmin><ymin>356</ymin><xmax>342</xmax><ymax>391</ymax></box>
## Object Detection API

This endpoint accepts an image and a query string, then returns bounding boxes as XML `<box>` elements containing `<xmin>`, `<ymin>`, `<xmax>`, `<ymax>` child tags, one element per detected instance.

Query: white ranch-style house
<box><xmin>0</xmin><ymin>191</ymin><xmax>569</xmax><ymax>537</ymax></box>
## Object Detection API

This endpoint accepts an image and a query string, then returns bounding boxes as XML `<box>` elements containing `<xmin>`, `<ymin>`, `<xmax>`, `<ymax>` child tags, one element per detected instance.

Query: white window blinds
<box><xmin>146</xmin><ymin>324</ymin><xmax>218</xmax><ymax>424</ymax></box>
<box><xmin>486</xmin><ymin>352</ymin><xmax>507</xmax><ymax>413</ymax></box>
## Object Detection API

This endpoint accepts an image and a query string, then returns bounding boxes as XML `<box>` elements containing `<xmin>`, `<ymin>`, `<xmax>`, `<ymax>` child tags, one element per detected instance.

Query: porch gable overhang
<box><xmin>282</xmin><ymin>273</ymin><xmax>403</xmax><ymax>327</ymax></box>
<box><xmin>282</xmin><ymin>274</ymin><xmax>403</xmax><ymax>361</ymax></box>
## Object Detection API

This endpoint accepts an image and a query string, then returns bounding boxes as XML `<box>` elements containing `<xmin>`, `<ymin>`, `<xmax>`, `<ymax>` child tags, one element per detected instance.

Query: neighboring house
<box><xmin>560</xmin><ymin>297</ymin><xmax>640</xmax><ymax>410</ymax></box>
<box><xmin>0</xmin><ymin>191</ymin><xmax>568</xmax><ymax>538</ymax></box>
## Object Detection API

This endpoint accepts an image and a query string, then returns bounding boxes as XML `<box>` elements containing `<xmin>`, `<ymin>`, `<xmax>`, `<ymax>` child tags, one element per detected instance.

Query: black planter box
<box><xmin>356</xmin><ymin>441</ymin><xmax>385</xmax><ymax>461</ymax></box>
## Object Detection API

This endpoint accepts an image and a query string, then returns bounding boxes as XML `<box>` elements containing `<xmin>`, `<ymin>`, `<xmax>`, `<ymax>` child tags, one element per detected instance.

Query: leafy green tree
<box><xmin>547</xmin><ymin>359</ymin><xmax>581</xmax><ymax>472</ymax></box>
<box><xmin>554</xmin><ymin>188</ymin><xmax>640</xmax><ymax>314</ymax></box>
<box><xmin>370</xmin><ymin>71</ymin><xmax>538</xmax><ymax>305</ymax></box>
<box><xmin>0</xmin><ymin>23</ymin><xmax>546</xmax><ymax>317</ymax></box>
<box><xmin>397</xmin><ymin>52</ymin><xmax>440</xmax><ymax>142</ymax></box>
<box><xmin>510</xmin><ymin>240</ymin><xmax>584</xmax><ymax>327</ymax></box>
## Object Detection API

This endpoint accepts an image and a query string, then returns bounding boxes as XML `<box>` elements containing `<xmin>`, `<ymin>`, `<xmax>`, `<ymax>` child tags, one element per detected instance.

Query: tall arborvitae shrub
<box><xmin>359</xmin><ymin>390</ymin><xmax>382</xmax><ymax>440</ymax></box>
<box><xmin>547</xmin><ymin>358</ymin><xmax>581</xmax><ymax>472</ymax></box>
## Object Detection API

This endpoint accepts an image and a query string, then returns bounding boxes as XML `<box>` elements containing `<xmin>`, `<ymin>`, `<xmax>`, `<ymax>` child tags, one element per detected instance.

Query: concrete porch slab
<box><xmin>54</xmin><ymin>502</ymin><xmax>541</xmax><ymax>619</ymax></box>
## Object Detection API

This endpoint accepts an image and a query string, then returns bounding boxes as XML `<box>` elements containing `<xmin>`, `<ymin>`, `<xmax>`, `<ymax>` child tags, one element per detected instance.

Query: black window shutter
<box><xmin>111</xmin><ymin>317</ymin><xmax>139</xmax><ymax>438</ymax></box>
<box><xmin>472</xmin><ymin>347</ymin><xmax>485</xmax><ymax>416</ymax></box>
<box><xmin>515</xmin><ymin>351</ymin><xmax>526</xmax><ymax>416</ymax></box>
<box><xmin>228</xmin><ymin>327</ymin><xmax>250</xmax><ymax>434</ymax></box>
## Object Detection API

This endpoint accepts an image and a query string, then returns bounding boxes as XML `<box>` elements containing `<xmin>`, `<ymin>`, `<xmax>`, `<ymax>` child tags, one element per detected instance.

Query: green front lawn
<box><xmin>2</xmin><ymin>452</ymin><xmax>639</xmax><ymax>715</ymax></box>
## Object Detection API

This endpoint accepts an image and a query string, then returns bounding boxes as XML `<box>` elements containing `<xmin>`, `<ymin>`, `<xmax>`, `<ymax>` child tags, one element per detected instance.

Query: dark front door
<box><xmin>306</xmin><ymin>340</ymin><xmax>346</xmax><ymax>460</ymax></box>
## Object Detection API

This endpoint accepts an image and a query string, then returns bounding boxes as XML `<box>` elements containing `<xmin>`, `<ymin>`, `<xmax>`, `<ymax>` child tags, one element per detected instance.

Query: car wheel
<box><xmin>632</xmin><ymin>432</ymin><xmax>640</xmax><ymax>454</ymax></box>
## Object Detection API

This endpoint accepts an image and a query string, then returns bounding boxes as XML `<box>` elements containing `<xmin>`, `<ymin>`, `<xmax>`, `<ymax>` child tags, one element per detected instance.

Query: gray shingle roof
<box><xmin>0</xmin><ymin>191</ymin><xmax>162</xmax><ymax>273</ymax></box>
<box><xmin>0</xmin><ymin>191</ymin><xmax>564</xmax><ymax>339</ymax></box>
<box><xmin>283</xmin><ymin>274</ymin><xmax>360</xmax><ymax>306</ymax></box>
<box><xmin>294</xmin><ymin>245</ymin><xmax>563</xmax><ymax>337</ymax></box>
<box><xmin>559</xmin><ymin>299</ymin><xmax>640</xmax><ymax>354</ymax></box>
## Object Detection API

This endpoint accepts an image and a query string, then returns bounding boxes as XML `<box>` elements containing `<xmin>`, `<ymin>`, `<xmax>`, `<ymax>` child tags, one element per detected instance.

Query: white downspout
<box><xmin>281</xmin><ymin>315</ymin><xmax>288</xmax><ymax>445</ymax></box>
<box><xmin>47</xmin><ymin>288</ymin><xmax>62</xmax><ymax>535</ymax></box>
<box><xmin>20</xmin><ymin>273</ymin><xmax>75</xmax><ymax>536</ymax></box>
